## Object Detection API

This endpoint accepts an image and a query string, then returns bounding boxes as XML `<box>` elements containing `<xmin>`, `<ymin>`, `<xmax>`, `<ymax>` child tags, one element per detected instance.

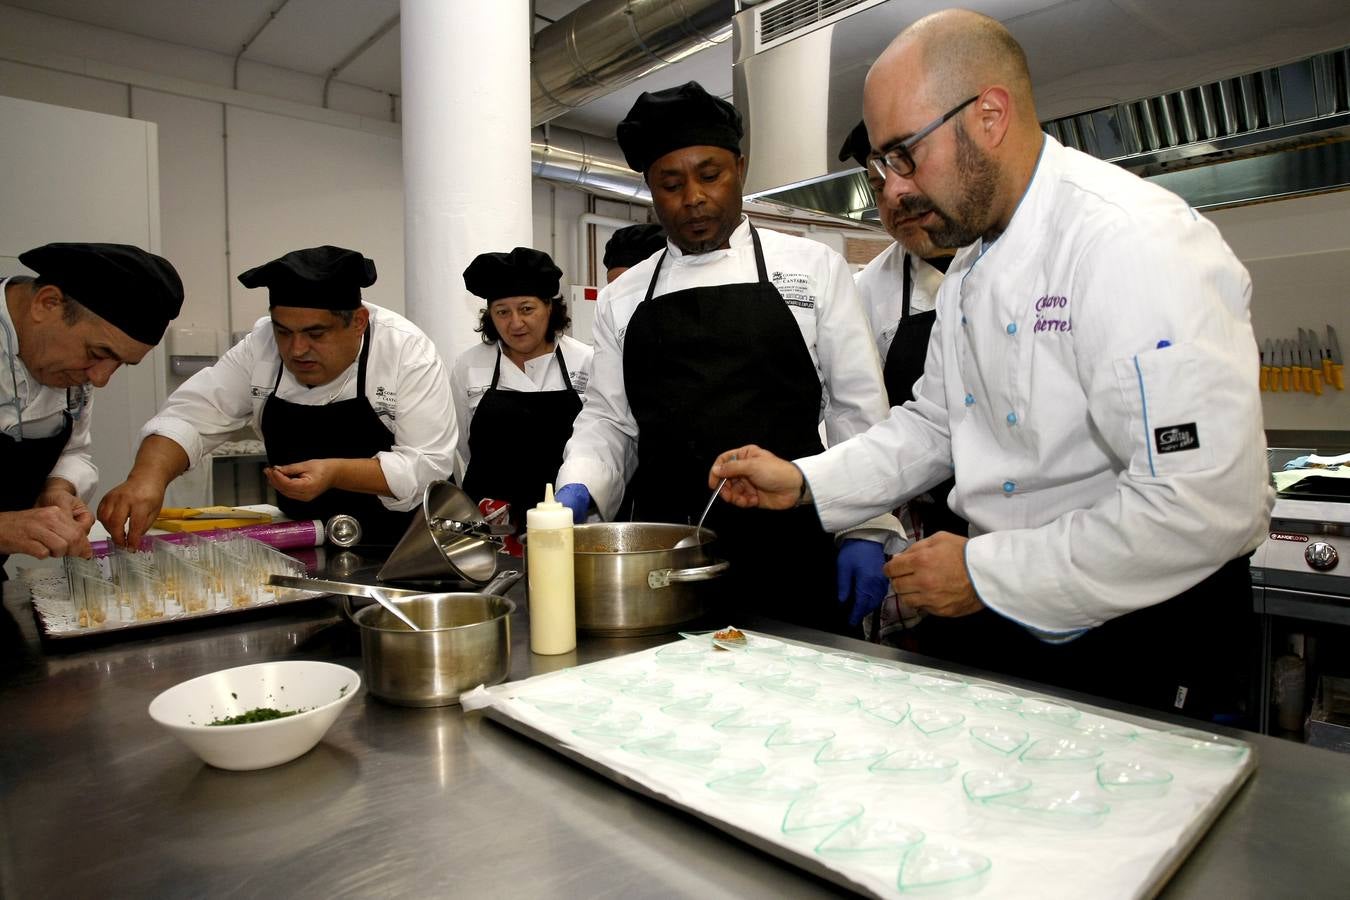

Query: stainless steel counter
<box><xmin>3</xmin><ymin>572</ymin><xmax>1350</xmax><ymax>898</ymax></box>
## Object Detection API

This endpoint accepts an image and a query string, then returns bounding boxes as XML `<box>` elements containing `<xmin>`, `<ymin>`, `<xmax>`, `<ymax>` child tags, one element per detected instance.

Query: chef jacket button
<box><xmin>1002</xmin><ymin>480</ymin><xmax>1016</xmax><ymax>494</ymax></box>
<box><xmin>964</xmin><ymin>393</ymin><xmax>975</xmax><ymax>407</ymax></box>
<box><xmin>1006</xmin><ymin>323</ymin><xmax>1017</xmax><ymax>335</ymax></box>
<box><xmin>961</xmin><ymin>315</ymin><xmax>968</xmax><ymax>326</ymax></box>
<box><xmin>1006</xmin><ymin>412</ymin><xmax>1018</xmax><ymax>425</ymax></box>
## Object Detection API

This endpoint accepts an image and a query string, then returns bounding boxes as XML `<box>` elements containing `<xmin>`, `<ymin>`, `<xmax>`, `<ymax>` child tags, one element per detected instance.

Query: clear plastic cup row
<box><xmin>64</xmin><ymin>535</ymin><xmax>306</xmax><ymax>628</ymax></box>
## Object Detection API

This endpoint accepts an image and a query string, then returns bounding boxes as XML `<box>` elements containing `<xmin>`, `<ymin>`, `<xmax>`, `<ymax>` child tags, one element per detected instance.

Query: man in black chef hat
<box><xmin>554</xmin><ymin>82</ymin><xmax>897</xmax><ymax>633</ymax></box>
<box><xmin>99</xmin><ymin>245</ymin><xmax>456</xmax><ymax>548</ymax></box>
<box><xmin>0</xmin><ymin>243</ymin><xmax>183</xmax><ymax>567</ymax></box>
<box><xmin>602</xmin><ymin>223</ymin><xmax>667</xmax><ymax>284</ymax></box>
<box><xmin>837</xmin><ymin>120</ymin><xmax>964</xmax><ymax>643</ymax></box>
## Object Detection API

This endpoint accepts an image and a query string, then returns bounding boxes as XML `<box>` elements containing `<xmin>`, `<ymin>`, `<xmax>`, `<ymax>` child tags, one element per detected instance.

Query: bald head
<box><xmin>908</xmin><ymin>11</ymin><xmax>1032</xmax><ymax>110</ymax></box>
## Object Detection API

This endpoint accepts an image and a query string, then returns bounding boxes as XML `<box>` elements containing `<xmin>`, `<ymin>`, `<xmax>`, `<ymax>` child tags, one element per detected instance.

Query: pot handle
<box><xmin>648</xmin><ymin>559</ymin><xmax>730</xmax><ymax>589</ymax></box>
<box><xmin>478</xmin><ymin>569</ymin><xmax>525</xmax><ymax>595</ymax></box>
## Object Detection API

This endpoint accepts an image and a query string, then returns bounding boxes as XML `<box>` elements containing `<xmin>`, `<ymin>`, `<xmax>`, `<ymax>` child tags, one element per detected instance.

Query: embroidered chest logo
<box><xmin>374</xmin><ymin>384</ymin><xmax>397</xmax><ymax>420</ymax></box>
<box><xmin>770</xmin><ymin>271</ymin><xmax>815</xmax><ymax>310</ymax></box>
<box><xmin>1154</xmin><ymin>423</ymin><xmax>1199</xmax><ymax>454</ymax></box>
<box><xmin>66</xmin><ymin>384</ymin><xmax>92</xmax><ymax>419</ymax></box>
<box><xmin>1033</xmin><ymin>295</ymin><xmax>1071</xmax><ymax>333</ymax></box>
<box><xmin>571</xmin><ymin>370</ymin><xmax>590</xmax><ymax>393</ymax></box>
<box><xmin>250</xmin><ymin>384</ymin><xmax>269</xmax><ymax>399</ymax></box>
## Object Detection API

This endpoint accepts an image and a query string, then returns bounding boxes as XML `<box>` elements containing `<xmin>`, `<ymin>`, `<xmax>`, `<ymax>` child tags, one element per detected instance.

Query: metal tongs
<box><xmin>428</xmin><ymin>516</ymin><xmax>513</xmax><ymax>541</ymax></box>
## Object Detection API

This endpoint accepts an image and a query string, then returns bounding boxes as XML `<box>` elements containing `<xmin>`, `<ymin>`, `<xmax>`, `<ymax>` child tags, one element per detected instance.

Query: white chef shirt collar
<box><xmin>664</xmin><ymin>216</ymin><xmax>752</xmax><ymax>261</ymax></box>
<box><xmin>977</xmin><ymin>133</ymin><xmax>1049</xmax><ymax>258</ymax></box>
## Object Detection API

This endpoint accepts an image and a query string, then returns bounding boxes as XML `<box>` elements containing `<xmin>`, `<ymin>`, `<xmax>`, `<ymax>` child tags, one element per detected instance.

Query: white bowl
<box><xmin>148</xmin><ymin>661</ymin><xmax>360</xmax><ymax>771</ymax></box>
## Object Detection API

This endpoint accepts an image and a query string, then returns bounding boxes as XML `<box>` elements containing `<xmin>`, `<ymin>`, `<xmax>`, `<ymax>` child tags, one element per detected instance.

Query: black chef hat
<box><xmin>603</xmin><ymin>224</ymin><xmax>667</xmax><ymax>271</ymax></box>
<box><xmin>616</xmin><ymin>81</ymin><xmax>743</xmax><ymax>175</ymax></box>
<box><xmin>838</xmin><ymin>120</ymin><xmax>872</xmax><ymax>170</ymax></box>
<box><xmin>237</xmin><ymin>245</ymin><xmax>376</xmax><ymax>310</ymax></box>
<box><xmin>18</xmin><ymin>242</ymin><xmax>184</xmax><ymax>346</ymax></box>
<box><xmin>463</xmin><ymin>247</ymin><xmax>562</xmax><ymax>302</ymax></box>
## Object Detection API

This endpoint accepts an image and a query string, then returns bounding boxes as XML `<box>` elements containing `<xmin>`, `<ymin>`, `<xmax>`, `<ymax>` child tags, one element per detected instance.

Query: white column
<box><xmin>400</xmin><ymin>0</ymin><xmax>533</xmax><ymax>364</ymax></box>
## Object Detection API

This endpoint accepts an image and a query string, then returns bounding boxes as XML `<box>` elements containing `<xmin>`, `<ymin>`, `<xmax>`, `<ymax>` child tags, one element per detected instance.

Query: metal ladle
<box><xmin>673</xmin><ymin>464</ymin><xmax>732</xmax><ymax>550</ymax></box>
<box><xmin>367</xmin><ymin>586</ymin><xmax>422</xmax><ymax>631</ymax></box>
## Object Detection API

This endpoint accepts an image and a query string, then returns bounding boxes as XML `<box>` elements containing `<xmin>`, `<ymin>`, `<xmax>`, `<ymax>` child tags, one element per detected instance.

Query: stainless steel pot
<box><xmin>568</xmin><ymin>522</ymin><xmax>729</xmax><ymax>636</ymax></box>
<box><xmin>352</xmin><ymin>588</ymin><xmax>516</xmax><ymax>707</ymax></box>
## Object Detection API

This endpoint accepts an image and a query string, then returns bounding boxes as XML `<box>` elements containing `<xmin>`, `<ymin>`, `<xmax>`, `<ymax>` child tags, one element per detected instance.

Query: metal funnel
<box><xmin>377</xmin><ymin>482</ymin><xmax>499</xmax><ymax>585</ymax></box>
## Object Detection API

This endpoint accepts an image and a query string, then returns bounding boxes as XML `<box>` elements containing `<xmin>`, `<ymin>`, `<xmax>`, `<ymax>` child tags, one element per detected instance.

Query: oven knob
<box><xmin>1306</xmin><ymin>542</ymin><xmax>1339</xmax><ymax>571</ymax></box>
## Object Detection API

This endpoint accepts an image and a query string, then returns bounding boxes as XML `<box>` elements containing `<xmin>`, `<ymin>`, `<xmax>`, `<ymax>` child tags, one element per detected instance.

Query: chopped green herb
<box><xmin>231</xmin><ymin>692</ymin><xmax>238</xmax><ymax>700</ymax></box>
<box><xmin>339</xmin><ymin>685</ymin><xmax>349</xmax><ymax>696</ymax></box>
<box><xmin>207</xmin><ymin>707</ymin><xmax>301</xmax><ymax>726</ymax></box>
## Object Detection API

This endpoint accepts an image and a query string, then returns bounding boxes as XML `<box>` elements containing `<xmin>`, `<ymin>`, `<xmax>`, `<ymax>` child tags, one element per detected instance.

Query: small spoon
<box><xmin>674</xmin><ymin>472</ymin><xmax>730</xmax><ymax>550</ymax></box>
<box><xmin>367</xmin><ymin>586</ymin><xmax>421</xmax><ymax>631</ymax></box>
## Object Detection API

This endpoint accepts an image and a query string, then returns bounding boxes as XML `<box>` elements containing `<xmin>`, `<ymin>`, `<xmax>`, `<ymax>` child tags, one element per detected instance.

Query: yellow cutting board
<box><xmin>153</xmin><ymin>515</ymin><xmax>273</xmax><ymax>532</ymax></box>
<box><xmin>157</xmin><ymin>506</ymin><xmax>272</xmax><ymax>520</ymax></box>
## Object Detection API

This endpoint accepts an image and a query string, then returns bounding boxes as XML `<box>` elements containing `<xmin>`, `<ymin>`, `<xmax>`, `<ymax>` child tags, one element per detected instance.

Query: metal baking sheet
<box><xmin>469</xmin><ymin>635</ymin><xmax>1257</xmax><ymax>899</ymax></box>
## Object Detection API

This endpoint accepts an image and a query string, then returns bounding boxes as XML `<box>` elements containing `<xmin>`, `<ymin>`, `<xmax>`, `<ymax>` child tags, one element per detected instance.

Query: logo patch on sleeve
<box><xmin>1154</xmin><ymin>423</ymin><xmax>1199</xmax><ymax>454</ymax></box>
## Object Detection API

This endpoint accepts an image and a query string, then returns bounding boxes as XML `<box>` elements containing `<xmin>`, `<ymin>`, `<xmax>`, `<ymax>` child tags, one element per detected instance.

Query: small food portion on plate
<box><xmin>713</xmin><ymin>626</ymin><xmax>747</xmax><ymax>648</ymax></box>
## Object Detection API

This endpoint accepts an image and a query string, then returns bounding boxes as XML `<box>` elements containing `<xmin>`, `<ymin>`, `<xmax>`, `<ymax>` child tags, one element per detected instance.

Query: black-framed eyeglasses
<box><xmin>868</xmin><ymin>95</ymin><xmax>979</xmax><ymax>181</ymax></box>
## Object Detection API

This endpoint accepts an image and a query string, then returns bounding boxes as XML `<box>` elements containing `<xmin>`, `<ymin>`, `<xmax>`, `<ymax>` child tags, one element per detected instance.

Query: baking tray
<box><xmin>469</xmin><ymin>635</ymin><xmax>1258</xmax><ymax>900</ymax></box>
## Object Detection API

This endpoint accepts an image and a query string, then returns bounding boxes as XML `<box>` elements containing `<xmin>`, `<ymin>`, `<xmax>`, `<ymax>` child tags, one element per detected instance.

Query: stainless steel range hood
<box><xmin>734</xmin><ymin>0</ymin><xmax>1350</xmax><ymax>217</ymax></box>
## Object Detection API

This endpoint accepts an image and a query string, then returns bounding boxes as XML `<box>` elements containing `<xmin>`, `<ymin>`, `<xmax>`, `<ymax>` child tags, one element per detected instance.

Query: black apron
<box><xmin>883</xmin><ymin>256</ymin><xmax>967</xmax><ymax>539</ymax></box>
<box><xmin>622</xmin><ymin>225</ymin><xmax>843</xmax><ymax>632</ymax></box>
<box><xmin>462</xmin><ymin>345</ymin><xmax>582</xmax><ymax>532</ymax></box>
<box><xmin>259</xmin><ymin>323</ymin><xmax>413</xmax><ymax>546</ymax></box>
<box><xmin>917</xmin><ymin>556</ymin><xmax>1258</xmax><ymax>727</ymax></box>
<box><xmin>0</xmin><ymin>397</ymin><xmax>75</xmax><ymax>579</ymax></box>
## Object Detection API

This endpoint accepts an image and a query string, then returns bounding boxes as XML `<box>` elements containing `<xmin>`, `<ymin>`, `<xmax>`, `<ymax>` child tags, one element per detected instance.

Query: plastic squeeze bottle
<box><xmin>526</xmin><ymin>483</ymin><xmax>576</xmax><ymax>655</ymax></box>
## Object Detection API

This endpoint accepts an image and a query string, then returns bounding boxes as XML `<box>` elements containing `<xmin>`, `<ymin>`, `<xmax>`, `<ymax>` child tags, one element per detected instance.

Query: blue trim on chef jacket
<box><xmin>1133</xmin><ymin>355</ymin><xmax>1156</xmax><ymax>477</ymax></box>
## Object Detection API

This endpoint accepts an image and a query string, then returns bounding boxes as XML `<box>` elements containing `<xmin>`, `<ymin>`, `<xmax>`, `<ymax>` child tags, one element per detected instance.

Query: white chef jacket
<box><xmin>557</xmin><ymin>217</ymin><xmax>891</xmax><ymax>521</ymax></box>
<box><xmin>799</xmin><ymin>135</ymin><xmax>1273</xmax><ymax>634</ymax></box>
<box><xmin>855</xmin><ymin>243</ymin><xmax>946</xmax><ymax>361</ymax></box>
<box><xmin>449</xmin><ymin>333</ymin><xmax>594</xmax><ymax>482</ymax></box>
<box><xmin>143</xmin><ymin>302</ymin><xmax>456</xmax><ymax>512</ymax></box>
<box><xmin>0</xmin><ymin>277</ymin><xmax>96</xmax><ymax>502</ymax></box>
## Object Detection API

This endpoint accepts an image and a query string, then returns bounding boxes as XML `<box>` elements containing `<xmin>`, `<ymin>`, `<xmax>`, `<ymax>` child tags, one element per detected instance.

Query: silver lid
<box><xmin>325</xmin><ymin>514</ymin><xmax>363</xmax><ymax>548</ymax></box>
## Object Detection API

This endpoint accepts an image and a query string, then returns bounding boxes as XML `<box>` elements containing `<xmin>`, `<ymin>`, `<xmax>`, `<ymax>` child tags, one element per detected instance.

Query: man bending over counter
<box><xmin>99</xmin><ymin>245</ymin><xmax>455</xmax><ymax>548</ymax></box>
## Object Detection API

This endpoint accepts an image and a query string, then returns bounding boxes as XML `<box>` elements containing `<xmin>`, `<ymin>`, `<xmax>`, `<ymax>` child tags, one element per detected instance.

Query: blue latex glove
<box><xmin>836</xmin><ymin>538</ymin><xmax>890</xmax><ymax>627</ymax></box>
<box><xmin>554</xmin><ymin>483</ymin><xmax>591</xmax><ymax>524</ymax></box>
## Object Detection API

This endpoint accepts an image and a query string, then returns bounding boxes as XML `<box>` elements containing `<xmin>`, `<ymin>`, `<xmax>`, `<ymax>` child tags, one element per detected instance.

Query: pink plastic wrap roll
<box><xmin>92</xmin><ymin>519</ymin><xmax>324</xmax><ymax>557</ymax></box>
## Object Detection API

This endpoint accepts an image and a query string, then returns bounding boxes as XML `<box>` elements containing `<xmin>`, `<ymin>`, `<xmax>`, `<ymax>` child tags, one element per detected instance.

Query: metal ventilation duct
<box><xmin>1037</xmin><ymin>48</ymin><xmax>1350</xmax><ymax>208</ymax></box>
<box><xmin>734</xmin><ymin>0</ymin><xmax>1350</xmax><ymax>216</ymax></box>
<box><xmin>531</xmin><ymin>0</ymin><xmax>734</xmax><ymax>126</ymax></box>
<box><xmin>531</xmin><ymin>126</ymin><xmax>650</xmax><ymax>202</ymax></box>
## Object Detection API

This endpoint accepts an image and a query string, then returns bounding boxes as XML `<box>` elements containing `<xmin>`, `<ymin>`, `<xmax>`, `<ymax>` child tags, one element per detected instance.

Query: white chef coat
<box><xmin>854</xmin><ymin>243</ymin><xmax>946</xmax><ymax>361</ymax></box>
<box><xmin>143</xmin><ymin>302</ymin><xmax>456</xmax><ymax>512</ymax></box>
<box><xmin>0</xmin><ymin>277</ymin><xmax>96</xmax><ymax>502</ymax></box>
<box><xmin>449</xmin><ymin>333</ymin><xmax>594</xmax><ymax>482</ymax></box>
<box><xmin>557</xmin><ymin>217</ymin><xmax>891</xmax><ymax>521</ymax></box>
<box><xmin>799</xmin><ymin>135</ymin><xmax>1273</xmax><ymax>634</ymax></box>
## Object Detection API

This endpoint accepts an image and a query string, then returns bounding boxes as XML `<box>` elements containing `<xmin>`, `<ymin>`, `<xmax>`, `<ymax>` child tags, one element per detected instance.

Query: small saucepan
<box><xmin>350</xmin><ymin>571</ymin><xmax>523</xmax><ymax>707</ymax></box>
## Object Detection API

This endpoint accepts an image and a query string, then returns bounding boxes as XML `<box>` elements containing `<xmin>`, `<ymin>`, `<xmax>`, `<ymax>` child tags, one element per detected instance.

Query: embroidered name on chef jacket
<box><xmin>374</xmin><ymin>384</ymin><xmax>397</xmax><ymax>420</ymax></box>
<box><xmin>1154</xmin><ymin>423</ymin><xmax>1199</xmax><ymax>454</ymax></box>
<box><xmin>570</xmin><ymin>369</ymin><xmax>590</xmax><ymax>394</ymax></box>
<box><xmin>770</xmin><ymin>271</ymin><xmax>815</xmax><ymax>310</ymax></box>
<box><xmin>1033</xmin><ymin>294</ymin><xmax>1071</xmax><ymax>333</ymax></box>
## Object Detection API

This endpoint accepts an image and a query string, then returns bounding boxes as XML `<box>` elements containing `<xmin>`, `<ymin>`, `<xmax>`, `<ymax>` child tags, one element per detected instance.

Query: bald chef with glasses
<box><xmin>711</xmin><ymin>10</ymin><xmax>1271</xmax><ymax>724</ymax></box>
